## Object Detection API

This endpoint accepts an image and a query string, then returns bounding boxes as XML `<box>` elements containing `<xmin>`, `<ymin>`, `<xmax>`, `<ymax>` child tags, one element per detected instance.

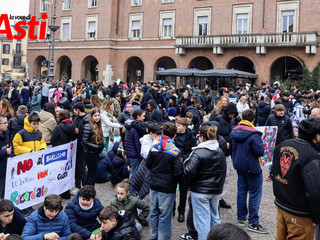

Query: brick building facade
<box><xmin>27</xmin><ymin>0</ymin><xmax>320</xmax><ymax>85</ymax></box>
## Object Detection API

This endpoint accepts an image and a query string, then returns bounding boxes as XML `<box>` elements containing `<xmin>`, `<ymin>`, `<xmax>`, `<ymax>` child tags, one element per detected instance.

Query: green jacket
<box><xmin>110</xmin><ymin>195</ymin><xmax>149</xmax><ymax>221</ymax></box>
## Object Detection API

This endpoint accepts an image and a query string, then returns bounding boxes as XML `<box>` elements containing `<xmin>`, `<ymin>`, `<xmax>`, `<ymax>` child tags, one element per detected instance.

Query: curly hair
<box><xmin>89</xmin><ymin>108</ymin><xmax>104</xmax><ymax>144</ymax></box>
<box><xmin>102</xmin><ymin>100</ymin><xmax>114</xmax><ymax>113</ymax></box>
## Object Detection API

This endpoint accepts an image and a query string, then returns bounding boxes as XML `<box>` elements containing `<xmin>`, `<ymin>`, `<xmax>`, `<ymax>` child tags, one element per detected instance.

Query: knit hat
<box><xmin>124</xmin><ymin>102</ymin><xmax>133</xmax><ymax>110</ymax></box>
<box><xmin>167</xmin><ymin>107</ymin><xmax>177</xmax><ymax>117</ymax></box>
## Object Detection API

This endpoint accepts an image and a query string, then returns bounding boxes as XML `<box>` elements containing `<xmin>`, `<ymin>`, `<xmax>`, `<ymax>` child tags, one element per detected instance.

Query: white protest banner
<box><xmin>5</xmin><ymin>140</ymin><xmax>77</xmax><ymax>210</ymax></box>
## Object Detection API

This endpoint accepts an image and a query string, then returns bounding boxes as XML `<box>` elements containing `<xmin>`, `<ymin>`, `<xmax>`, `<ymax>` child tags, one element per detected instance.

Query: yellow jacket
<box><xmin>13</xmin><ymin>117</ymin><xmax>47</xmax><ymax>156</ymax></box>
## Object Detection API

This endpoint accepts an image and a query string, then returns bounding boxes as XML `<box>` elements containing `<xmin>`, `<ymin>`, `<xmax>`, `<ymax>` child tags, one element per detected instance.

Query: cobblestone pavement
<box><xmin>61</xmin><ymin>165</ymin><xmax>276</xmax><ymax>240</ymax></box>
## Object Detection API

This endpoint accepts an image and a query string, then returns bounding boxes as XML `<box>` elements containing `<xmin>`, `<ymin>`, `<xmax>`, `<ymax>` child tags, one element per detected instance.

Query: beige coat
<box><xmin>39</xmin><ymin>110</ymin><xmax>57</xmax><ymax>144</ymax></box>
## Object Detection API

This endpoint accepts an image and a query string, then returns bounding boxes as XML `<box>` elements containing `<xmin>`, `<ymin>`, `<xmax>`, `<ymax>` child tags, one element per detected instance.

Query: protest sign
<box><xmin>256</xmin><ymin>126</ymin><xmax>278</xmax><ymax>166</ymax></box>
<box><xmin>5</xmin><ymin>140</ymin><xmax>77</xmax><ymax>209</ymax></box>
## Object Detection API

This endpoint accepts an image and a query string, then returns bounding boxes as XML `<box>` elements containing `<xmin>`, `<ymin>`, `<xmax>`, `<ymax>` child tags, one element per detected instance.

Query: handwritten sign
<box><xmin>5</xmin><ymin>141</ymin><xmax>77</xmax><ymax>209</ymax></box>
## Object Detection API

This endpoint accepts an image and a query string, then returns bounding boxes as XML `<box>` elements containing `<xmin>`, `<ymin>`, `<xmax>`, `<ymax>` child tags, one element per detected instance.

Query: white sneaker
<box><xmin>70</xmin><ymin>187</ymin><xmax>80</xmax><ymax>195</ymax></box>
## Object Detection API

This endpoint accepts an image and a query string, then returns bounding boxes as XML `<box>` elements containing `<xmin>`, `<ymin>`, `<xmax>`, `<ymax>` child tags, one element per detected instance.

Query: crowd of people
<box><xmin>0</xmin><ymin>78</ymin><xmax>319</xmax><ymax>240</ymax></box>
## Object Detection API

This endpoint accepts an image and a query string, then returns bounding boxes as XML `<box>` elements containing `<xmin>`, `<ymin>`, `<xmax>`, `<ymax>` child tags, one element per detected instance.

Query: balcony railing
<box><xmin>12</xmin><ymin>49</ymin><xmax>23</xmax><ymax>55</ymax></box>
<box><xmin>11</xmin><ymin>62</ymin><xmax>26</xmax><ymax>68</ymax></box>
<box><xmin>175</xmin><ymin>32</ymin><xmax>318</xmax><ymax>48</ymax></box>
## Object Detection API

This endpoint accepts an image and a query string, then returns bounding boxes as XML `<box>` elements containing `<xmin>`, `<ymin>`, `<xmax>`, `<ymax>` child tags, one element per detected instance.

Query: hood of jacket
<box><xmin>224</xmin><ymin>102</ymin><xmax>238</xmax><ymax>115</ymax></box>
<box><xmin>147</xmin><ymin>99</ymin><xmax>158</xmax><ymax>109</ymax></box>
<box><xmin>24</xmin><ymin>117</ymin><xmax>38</xmax><ymax>133</ymax></box>
<box><xmin>150</xmin><ymin>109</ymin><xmax>163</xmax><ymax>122</ymax></box>
<box><xmin>15</xmin><ymin>114</ymin><xmax>27</xmax><ymax>127</ymax></box>
<box><xmin>140</xmin><ymin>134</ymin><xmax>153</xmax><ymax>145</ymax></box>
<box><xmin>58</xmin><ymin>96</ymin><xmax>68</xmax><ymax>104</ymax></box>
<box><xmin>40</xmin><ymin>110</ymin><xmax>56</xmax><ymax>123</ymax></box>
<box><xmin>191</xmin><ymin>140</ymin><xmax>219</xmax><ymax>151</ymax></box>
<box><xmin>58</xmin><ymin>121</ymin><xmax>75</xmax><ymax>135</ymax></box>
<box><xmin>230</xmin><ymin>122</ymin><xmax>261</xmax><ymax>142</ymax></box>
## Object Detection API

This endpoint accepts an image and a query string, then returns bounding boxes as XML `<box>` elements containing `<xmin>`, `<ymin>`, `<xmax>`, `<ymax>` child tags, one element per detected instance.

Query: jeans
<box><xmin>191</xmin><ymin>192</ymin><xmax>220</xmax><ymax>240</ymax></box>
<box><xmin>186</xmin><ymin>195</ymin><xmax>198</xmax><ymax>238</ymax></box>
<box><xmin>220</xmin><ymin>155</ymin><xmax>231</xmax><ymax>198</ymax></box>
<box><xmin>128</xmin><ymin>157</ymin><xmax>140</xmax><ymax>179</ymax></box>
<box><xmin>149</xmin><ymin>189</ymin><xmax>175</xmax><ymax>240</ymax></box>
<box><xmin>237</xmin><ymin>171</ymin><xmax>263</xmax><ymax>225</ymax></box>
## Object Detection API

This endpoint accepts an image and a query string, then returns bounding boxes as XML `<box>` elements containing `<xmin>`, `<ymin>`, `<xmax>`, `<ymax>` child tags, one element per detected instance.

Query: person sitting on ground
<box><xmin>95</xmin><ymin>206</ymin><xmax>140</xmax><ymax>240</ymax></box>
<box><xmin>65</xmin><ymin>185</ymin><xmax>104</xmax><ymax>240</ymax></box>
<box><xmin>206</xmin><ymin>223</ymin><xmax>251</xmax><ymax>240</ymax></box>
<box><xmin>22</xmin><ymin>194</ymin><xmax>71</xmax><ymax>240</ymax></box>
<box><xmin>12</xmin><ymin>111</ymin><xmax>47</xmax><ymax>156</ymax></box>
<box><xmin>0</xmin><ymin>200</ymin><xmax>26</xmax><ymax>236</ymax></box>
<box><xmin>8</xmin><ymin>105</ymin><xmax>28</xmax><ymax>143</ymax></box>
<box><xmin>110</xmin><ymin>179</ymin><xmax>149</xmax><ymax>232</ymax></box>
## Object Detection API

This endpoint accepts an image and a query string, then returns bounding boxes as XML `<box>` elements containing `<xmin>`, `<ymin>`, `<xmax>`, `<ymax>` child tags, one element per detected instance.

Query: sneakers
<box><xmin>180</xmin><ymin>233</ymin><xmax>198</xmax><ymax>240</ymax></box>
<box><xmin>70</xmin><ymin>187</ymin><xmax>80</xmax><ymax>195</ymax></box>
<box><xmin>237</xmin><ymin>219</ymin><xmax>246</xmax><ymax>227</ymax></box>
<box><xmin>265</xmin><ymin>174</ymin><xmax>272</xmax><ymax>182</ymax></box>
<box><xmin>247</xmin><ymin>223</ymin><xmax>269</xmax><ymax>234</ymax></box>
<box><xmin>219</xmin><ymin>198</ymin><xmax>231</xmax><ymax>209</ymax></box>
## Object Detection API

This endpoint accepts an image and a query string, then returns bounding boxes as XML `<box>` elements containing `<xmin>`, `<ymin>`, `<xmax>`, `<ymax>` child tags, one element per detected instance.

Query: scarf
<box><xmin>238</xmin><ymin>120</ymin><xmax>255</xmax><ymax>128</ymax></box>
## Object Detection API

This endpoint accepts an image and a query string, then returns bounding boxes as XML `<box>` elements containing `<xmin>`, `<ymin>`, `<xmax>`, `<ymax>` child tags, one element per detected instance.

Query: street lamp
<box><xmin>47</xmin><ymin>0</ymin><xmax>59</xmax><ymax>81</ymax></box>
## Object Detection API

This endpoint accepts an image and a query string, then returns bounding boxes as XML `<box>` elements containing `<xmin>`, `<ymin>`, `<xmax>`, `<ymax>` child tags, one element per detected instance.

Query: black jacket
<box><xmin>101</xmin><ymin>211</ymin><xmax>140</xmax><ymax>240</ymax></box>
<box><xmin>51</xmin><ymin>120</ymin><xmax>77</xmax><ymax>147</ymax></box>
<box><xmin>272</xmin><ymin>138</ymin><xmax>320</xmax><ymax>224</ymax></box>
<box><xmin>145</xmin><ymin>135</ymin><xmax>183</xmax><ymax>194</ymax></box>
<box><xmin>175</xmin><ymin>128</ymin><xmax>197</xmax><ymax>160</ymax></box>
<box><xmin>257</xmin><ymin>101</ymin><xmax>271</xmax><ymax>126</ymax></box>
<box><xmin>57</xmin><ymin>97</ymin><xmax>71</xmax><ymax>110</ymax></box>
<box><xmin>265</xmin><ymin>113</ymin><xmax>294</xmax><ymax>145</ymax></box>
<box><xmin>7</xmin><ymin>89</ymin><xmax>20</xmax><ymax>112</ymax></box>
<box><xmin>280</xmin><ymin>98</ymin><xmax>294</xmax><ymax>116</ymax></box>
<box><xmin>82</xmin><ymin>123</ymin><xmax>104</xmax><ymax>154</ymax></box>
<box><xmin>185</xmin><ymin>105</ymin><xmax>203</xmax><ymax>134</ymax></box>
<box><xmin>131</xmin><ymin>159</ymin><xmax>151</xmax><ymax>199</ymax></box>
<box><xmin>184</xmin><ymin>140</ymin><xmax>226</xmax><ymax>194</ymax></box>
<box><xmin>214</xmin><ymin>103</ymin><xmax>238</xmax><ymax>155</ymax></box>
<box><xmin>0</xmin><ymin>206</ymin><xmax>26</xmax><ymax>235</ymax></box>
<box><xmin>8</xmin><ymin>114</ymin><xmax>26</xmax><ymax>142</ymax></box>
<box><xmin>74</xmin><ymin>113</ymin><xmax>89</xmax><ymax>151</ymax></box>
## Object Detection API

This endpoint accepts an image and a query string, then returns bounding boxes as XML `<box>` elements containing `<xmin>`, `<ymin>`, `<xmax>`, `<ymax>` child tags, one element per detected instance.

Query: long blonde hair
<box><xmin>215</xmin><ymin>96</ymin><xmax>230</xmax><ymax>115</ymax></box>
<box><xmin>89</xmin><ymin>108</ymin><xmax>104</xmax><ymax>144</ymax></box>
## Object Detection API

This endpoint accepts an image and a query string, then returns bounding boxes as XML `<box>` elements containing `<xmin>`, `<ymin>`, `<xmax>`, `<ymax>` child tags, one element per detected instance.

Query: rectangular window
<box><xmin>282</xmin><ymin>11</ymin><xmax>294</xmax><ymax>33</ymax></box>
<box><xmin>16</xmin><ymin>43</ymin><xmax>21</xmax><ymax>54</ymax></box>
<box><xmin>163</xmin><ymin>0</ymin><xmax>174</xmax><ymax>3</ymax></box>
<box><xmin>88</xmin><ymin>21</ymin><xmax>96</xmax><ymax>38</ymax></box>
<box><xmin>277</xmin><ymin>1</ymin><xmax>299</xmax><ymax>33</ymax></box>
<box><xmin>2</xmin><ymin>44</ymin><xmax>10</xmax><ymax>54</ymax></box>
<box><xmin>13</xmin><ymin>56</ymin><xmax>21</xmax><ymax>67</ymax></box>
<box><xmin>88</xmin><ymin>0</ymin><xmax>97</xmax><ymax>8</ymax></box>
<box><xmin>62</xmin><ymin>23</ymin><xmax>70</xmax><ymax>40</ymax></box>
<box><xmin>198</xmin><ymin>16</ymin><xmax>208</xmax><ymax>35</ymax></box>
<box><xmin>163</xmin><ymin>18</ymin><xmax>173</xmax><ymax>37</ymax></box>
<box><xmin>132</xmin><ymin>0</ymin><xmax>142</xmax><ymax>6</ymax></box>
<box><xmin>2</xmin><ymin>59</ymin><xmax>9</xmax><ymax>65</ymax></box>
<box><xmin>63</xmin><ymin>0</ymin><xmax>71</xmax><ymax>10</ymax></box>
<box><xmin>132</xmin><ymin>20</ymin><xmax>141</xmax><ymax>38</ymax></box>
<box><xmin>237</xmin><ymin>14</ymin><xmax>248</xmax><ymax>34</ymax></box>
<box><xmin>40</xmin><ymin>0</ymin><xmax>48</xmax><ymax>12</ymax></box>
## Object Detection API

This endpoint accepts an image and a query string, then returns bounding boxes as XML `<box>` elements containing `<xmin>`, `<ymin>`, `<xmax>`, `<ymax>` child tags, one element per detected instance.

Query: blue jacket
<box><xmin>22</xmin><ymin>207</ymin><xmax>71</xmax><ymax>240</ymax></box>
<box><xmin>96</xmin><ymin>152</ymin><xmax>113</xmax><ymax>183</ymax></box>
<box><xmin>230</xmin><ymin>123</ymin><xmax>265</xmax><ymax>175</ymax></box>
<box><xmin>125</xmin><ymin>127</ymin><xmax>141</xmax><ymax>159</ymax></box>
<box><xmin>65</xmin><ymin>194</ymin><xmax>104</xmax><ymax>239</ymax></box>
<box><xmin>29</xmin><ymin>91</ymin><xmax>42</xmax><ymax>113</ymax></box>
<box><xmin>257</xmin><ymin>101</ymin><xmax>271</xmax><ymax>126</ymax></box>
<box><xmin>21</xmin><ymin>87</ymin><xmax>30</xmax><ymax>105</ymax></box>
